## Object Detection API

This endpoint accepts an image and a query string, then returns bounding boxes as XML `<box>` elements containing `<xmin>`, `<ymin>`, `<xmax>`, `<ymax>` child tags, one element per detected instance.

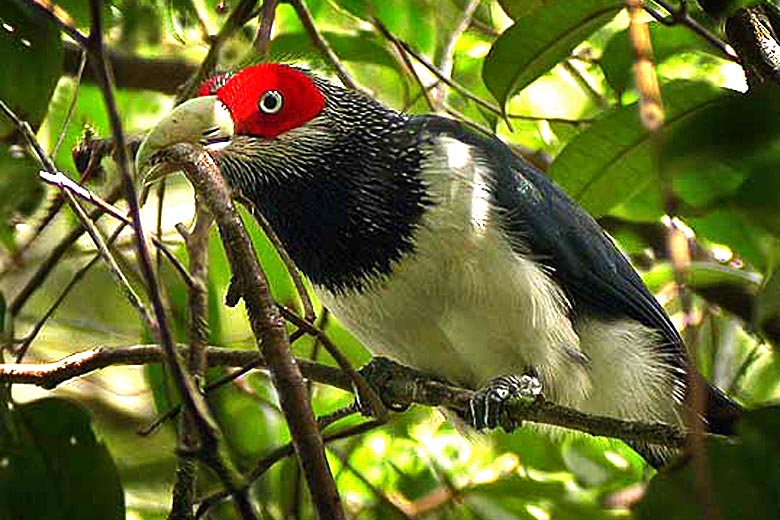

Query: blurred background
<box><xmin>1</xmin><ymin>0</ymin><xmax>779</xmax><ymax>518</ymax></box>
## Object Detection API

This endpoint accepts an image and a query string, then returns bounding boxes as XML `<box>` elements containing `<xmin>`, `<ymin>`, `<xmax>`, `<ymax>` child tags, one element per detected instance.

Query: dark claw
<box><xmin>468</xmin><ymin>374</ymin><xmax>542</xmax><ymax>432</ymax></box>
<box><xmin>358</xmin><ymin>357</ymin><xmax>419</xmax><ymax>413</ymax></box>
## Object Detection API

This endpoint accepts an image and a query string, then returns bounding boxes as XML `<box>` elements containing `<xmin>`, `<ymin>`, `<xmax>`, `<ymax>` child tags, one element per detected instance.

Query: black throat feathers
<box><xmin>216</xmin><ymin>92</ymin><xmax>432</xmax><ymax>293</ymax></box>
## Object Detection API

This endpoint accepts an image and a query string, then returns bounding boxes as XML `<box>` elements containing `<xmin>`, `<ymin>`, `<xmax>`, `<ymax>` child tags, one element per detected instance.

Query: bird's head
<box><xmin>136</xmin><ymin>64</ymin><xmax>334</xmax><ymax>182</ymax></box>
<box><xmin>137</xmin><ymin>63</ymin><xmax>429</xmax><ymax>291</ymax></box>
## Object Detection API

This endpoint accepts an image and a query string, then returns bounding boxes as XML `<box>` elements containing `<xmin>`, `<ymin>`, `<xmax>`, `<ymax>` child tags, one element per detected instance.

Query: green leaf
<box><xmin>0</xmin><ymin>398</ymin><xmax>124</xmax><ymax>520</ymax></box>
<box><xmin>662</xmin><ymin>86</ymin><xmax>780</xmax><ymax>236</ymax></box>
<box><xmin>687</xmin><ymin>210</ymin><xmax>772</xmax><ymax>271</ymax></box>
<box><xmin>663</xmin><ymin>86</ymin><xmax>780</xmax><ymax>170</ymax></box>
<box><xmin>497</xmin><ymin>0</ymin><xmax>550</xmax><ymax>19</ymax></box>
<box><xmin>601</xmin><ymin>24</ymin><xmax>716</xmax><ymax>98</ymax></box>
<box><xmin>0</xmin><ymin>1</ymin><xmax>63</xmax><ymax>137</ymax></box>
<box><xmin>336</xmin><ymin>0</ymin><xmax>438</xmax><ymax>55</ymax></box>
<box><xmin>549</xmin><ymin>81</ymin><xmax>724</xmax><ymax>217</ymax></box>
<box><xmin>483</xmin><ymin>0</ymin><xmax>623</xmax><ymax>108</ymax></box>
<box><xmin>635</xmin><ymin>406</ymin><xmax>780</xmax><ymax>520</ymax></box>
<box><xmin>642</xmin><ymin>261</ymin><xmax>762</xmax><ymax>297</ymax></box>
<box><xmin>0</xmin><ymin>145</ymin><xmax>45</xmax><ymax>251</ymax></box>
<box><xmin>271</xmin><ymin>31</ymin><xmax>399</xmax><ymax>71</ymax></box>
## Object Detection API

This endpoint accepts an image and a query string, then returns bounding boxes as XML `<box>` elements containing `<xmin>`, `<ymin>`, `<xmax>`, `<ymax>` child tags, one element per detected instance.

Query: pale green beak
<box><xmin>135</xmin><ymin>95</ymin><xmax>234</xmax><ymax>184</ymax></box>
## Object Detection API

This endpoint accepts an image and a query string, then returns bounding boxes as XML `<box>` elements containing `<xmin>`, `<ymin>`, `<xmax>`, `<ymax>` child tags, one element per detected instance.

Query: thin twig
<box><xmin>14</xmin><ymin>221</ymin><xmax>129</xmax><ymax>357</ymax></box>
<box><xmin>648</xmin><ymin>0</ymin><xmax>738</xmax><ymax>60</ymax></box>
<box><xmin>6</xmin><ymin>183</ymin><xmax>122</xmax><ymax>317</ymax></box>
<box><xmin>170</xmin><ymin>203</ymin><xmax>214</xmax><ymax>519</ymax></box>
<box><xmin>176</xmin><ymin>0</ymin><xmax>260</xmax><ymax>103</ymax></box>
<box><xmin>253</xmin><ymin>0</ymin><xmax>279</xmax><ymax>56</ymax></box>
<box><xmin>627</xmin><ymin>2</ymin><xmax>715</xmax><ymax>519</ymax></box>
<box><xmin>25</xmin><ymin>0</ymin><xmax>89</xmax><ymax>46</ymax></box>
<box><xmin>331</xmin><ymin>448</ymin><xmax>413</xmax><ymax>519</ymax></box>
<box><xmin>0</xmin><ymin>100</ymin><xmax>153</xmax><ymax>340</ymax></box>
<box><xmin>52</xmin><ymin>48</ymin><xmax>88</xmax><ymax>157</ymax></box>
<box><xmin>0</xmin><ymin>345</ymin><xmax>349</xmax><ymax>390</ymax></box>
<box><xmin>289</xmin><ymin>0</ymin><xmax>360</xmax><ymax>91</ymax></box>
<box><xmin>0</xmin><ymin>343</ymin><xmax>705</xmax><ymax>448</ymax></box>
<box><xmin>373</xmin><ymin>18</ymin><xmax>501</xmax><ymax>117</ymax></box>
<box><xmin>196</xmin><ymin>420</ymin><xmax>383</xmax><ymax>518</ymax></box>
<box><xmin>279</xmin><ymin>306</ymin><xmax>387</xmax><ymax>422</ymax></box>
<box><xmin>139</xmin><ymin>327</ymin><xmax>311</xmax><ymax>437</ymax></box>
<box><xmin>562</xmin><ymin>59</ymin><xmax>610</xmax><ymax>109</ymax></box>
<box><xmin>83</xmin><ymin>2</ymin><xmax>253</xmax><ymax>516</ymax></box>
<box><xmin>251</xmin><ymin>209</ymin><xmax>316</xmax><ymax>322</ymax></box>
<box><xmin>436</xmin><ymin>0</ymin><xmax>481</xmax><ymax>111</ymax></box>
<box><xmin>37</xmin><ymin>171</ymin><xmax>195</xmax><ymax>288</ymax></box>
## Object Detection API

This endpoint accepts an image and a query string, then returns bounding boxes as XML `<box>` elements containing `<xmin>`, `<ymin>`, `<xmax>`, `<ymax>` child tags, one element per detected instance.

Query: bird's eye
<box><xmin>258</xmin><ymin>90</ymin><xmax>283</xmax><ymax>114</ymax></box>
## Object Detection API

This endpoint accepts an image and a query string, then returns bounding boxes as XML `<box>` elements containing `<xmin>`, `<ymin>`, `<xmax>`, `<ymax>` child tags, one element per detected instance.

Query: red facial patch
<box><xmin>213</xmin><ymin>64</ymin><xmax>326</xmax><ymax>138</ymax></box>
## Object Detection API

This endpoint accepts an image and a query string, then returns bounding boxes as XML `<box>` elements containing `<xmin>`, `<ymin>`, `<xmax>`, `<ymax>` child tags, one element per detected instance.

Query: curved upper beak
<box><xmin>135</xmin><ymin>95</ymin><xmax>234</xmax><ymax>185</ymax></box>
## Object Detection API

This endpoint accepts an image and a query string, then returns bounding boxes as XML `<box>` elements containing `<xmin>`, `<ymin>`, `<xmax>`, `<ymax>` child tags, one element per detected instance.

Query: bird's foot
<box><xmin>469</xmin><ymin>374</ymin><xmax>542</xmax><ymax>432</ymax></box>
<box><xmin>358</xmin><ymin>357</ymin><xmax>418</xmax><ymax>413</ymax></box>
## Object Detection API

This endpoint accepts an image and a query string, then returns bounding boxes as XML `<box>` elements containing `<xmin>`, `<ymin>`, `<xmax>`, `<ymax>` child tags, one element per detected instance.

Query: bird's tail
<box><xmin>703</xmin><ymin>380</ymin><xmax>742</xmax><ymax>435</ymax></box>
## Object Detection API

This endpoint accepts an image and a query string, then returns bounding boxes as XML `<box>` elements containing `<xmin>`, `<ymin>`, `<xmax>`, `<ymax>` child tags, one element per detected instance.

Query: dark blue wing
<box><xmin>412</xmin><ymin>115</ymin><xmax>687</xmax><ymax>370</ymax></box>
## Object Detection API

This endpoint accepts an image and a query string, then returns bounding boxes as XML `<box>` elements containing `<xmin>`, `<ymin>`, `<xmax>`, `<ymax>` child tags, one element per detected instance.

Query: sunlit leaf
<box><xmin>550</xmin><ymin>81</ymin><xmax>724</xmax><ymax>216</ymax></box>
<box><xmin>601</xmin><ymin>24</ymin><xmax>715</xmax><ymax>98</ymax></box>
<box><xmin>483</xmin><ymin>0</ymin><xmax>623</xmax><ymax>108</ymax></box>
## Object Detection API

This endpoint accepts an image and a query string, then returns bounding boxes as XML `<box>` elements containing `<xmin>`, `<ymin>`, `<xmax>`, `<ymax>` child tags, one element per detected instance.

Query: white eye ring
<box><xmin>259</xmin><ymin>90</ymin><xmax>283</xmax><ymax>114</ymax></box>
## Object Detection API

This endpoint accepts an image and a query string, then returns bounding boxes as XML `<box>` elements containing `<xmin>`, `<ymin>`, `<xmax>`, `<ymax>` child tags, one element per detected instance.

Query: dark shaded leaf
<box><xmin>0</xmin><ymin>1</ymin><xmax>63</xmax><ymax>137</ymax></box>
<box><xmin>0</xmin><ymin>146</ymin><xmax>44</xmax><ymax>250</ymax></box>
<box><xmin>663</xmin><ymin>86</ymin><xmax>780</xmax><ymax>237</ymax></box>
<box><xmin>0</xmin><ymin>398</ymin><xmax>124</xmax><ymax>520</ymax></box>
<box><xmin>497</xmin><ymin>0</ymin><xmax>550</xmax><ymax>19</ymax></box>
<box><xmin>635</xmin><ymin>406</ymin><xmax>780</xmax><ymax>520</ymax></box>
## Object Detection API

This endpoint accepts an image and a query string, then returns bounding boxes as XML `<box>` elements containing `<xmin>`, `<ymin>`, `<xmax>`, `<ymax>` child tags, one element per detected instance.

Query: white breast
<box><xmin>318</xmin><ymin>136</ymin><xmax>680</xmax><ymax>424</ymax></box>
<box><xmin>319</xmin><ymin>137</ymin><xmax>588</xmax><ymax>403</ymax></box>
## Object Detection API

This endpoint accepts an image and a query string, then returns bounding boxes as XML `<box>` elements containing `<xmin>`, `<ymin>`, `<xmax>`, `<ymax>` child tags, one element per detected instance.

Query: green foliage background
<box><xmin>0</xmin><ymin>0</ymin><xmax>779</xmax><ymax>518</ymax></box>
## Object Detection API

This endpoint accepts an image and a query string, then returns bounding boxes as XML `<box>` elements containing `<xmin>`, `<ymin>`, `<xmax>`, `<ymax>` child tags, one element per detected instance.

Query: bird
<box><xmin>136</xmin><ymin>63</ymin><xmax>741</xmax><ymax>465</ymax></box>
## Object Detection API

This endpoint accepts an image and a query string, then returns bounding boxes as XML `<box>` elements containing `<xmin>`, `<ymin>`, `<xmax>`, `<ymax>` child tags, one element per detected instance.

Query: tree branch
<box><xmin>0</xmin><ymin>344</ymin><xmax>701</xmax><ymax>449</ymax></box>
<box><xmin>63</xmin><ymin>41</ymin><xmax>197</xmax><ymax>95</ymax></box>
<box><xmin>152</xmin><ymin>143</ymin><xmax>345</xmax><ymax>519</ymax></box>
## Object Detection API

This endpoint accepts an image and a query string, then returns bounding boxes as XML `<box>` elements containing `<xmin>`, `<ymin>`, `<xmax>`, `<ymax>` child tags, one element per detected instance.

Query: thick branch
<box><xmin>63</xmin><ymin>41</ymin><xmax>196</xmax><ymax>95</ymax></box>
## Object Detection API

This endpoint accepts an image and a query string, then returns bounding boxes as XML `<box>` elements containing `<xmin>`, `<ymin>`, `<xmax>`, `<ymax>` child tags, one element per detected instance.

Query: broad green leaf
<box><xmin>483</xmin><ymin>0</ymin><xmax>623</xmax><ymax>108</ymax></box>
<box><xmin>635</xmin><ymin>407</ymin><xmax>780</xmax><ymax>520</ymax></box>
<box><xmin>729</xmin><ymin>154</ymin><xmax>780</xmax><ymax>236</ymax></box>
<box><xmin>549</xmin><ymin>81</ymin><xmax>725</xmax><ymax>217</ymax></box>
<box><xmin>0</xmin><ymin>398</ymin><xmax>124</xmax><ymax>520</ymax></box>
<box><xmin>663</xmin><ymin>86</ymin><xmax>780</xmax><ymax>170</ymax></box>
<box><xmin>687</xmin><ymin>210</ymin><xmax>773</xmax><ymax>271</ymax></box>
<box><xmin>498</xmin><ymin>0</ymin><xmax>550</xmax><ymax>19</ymax></box>
<box><xmin>601</xmin><ymin>24</ymin><xmax>716</xmax><ymax>98</ymax></box>
<box><xmin>661</xmin><ymin>86</ymin><xmax>780</xmax><ymax>238</ymax></box>
<box><xmin>0</xmin><ymin>1</ymin><xmax>63</xmax><ymax>137</ymax></box>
